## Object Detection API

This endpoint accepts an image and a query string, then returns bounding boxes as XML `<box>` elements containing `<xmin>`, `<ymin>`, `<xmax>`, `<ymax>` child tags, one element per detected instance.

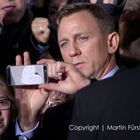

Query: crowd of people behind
<box><xmin>0</xmin><ymin>0</ymin><xmax>140</xmax><ymax>140</ymax></box>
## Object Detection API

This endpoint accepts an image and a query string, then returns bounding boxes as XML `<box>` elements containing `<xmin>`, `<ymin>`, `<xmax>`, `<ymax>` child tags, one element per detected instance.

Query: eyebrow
<box><xmin>58</xmin><ymin>38</ymin><xmax>69</xmax><ymax>45</ymax></box>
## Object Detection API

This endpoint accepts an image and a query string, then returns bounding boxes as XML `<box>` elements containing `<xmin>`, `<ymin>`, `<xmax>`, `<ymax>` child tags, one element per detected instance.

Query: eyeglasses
<box><xmin>0</xmin><ymin>98</ymin><xmax>11</xmax><ymax>110</ymax></box>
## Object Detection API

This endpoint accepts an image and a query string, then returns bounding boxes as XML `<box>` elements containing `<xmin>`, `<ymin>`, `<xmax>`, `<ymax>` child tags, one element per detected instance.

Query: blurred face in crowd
<box><xmin>90</xmin><ymin>0</ymin><xmax>97</xmax><ymax>3</ymax></box>
<box><xmin>0</xmin><ymin>83</ymin><xmax>11</xmax><ymax>136</ymax></box>
<box><xmin>0</xmin><ymin>0</ymin><xmax>27</xmax><ymax>25</ymax></box>
<box><xmin>90</xmin><ymin>0</ymin><xmax>113</xmax><ymax>3</ymax></box>
<box><xmin>48</xmin><ymin>0</ymin><xmax>66</xmax><ymax>27</ymax></box>
<box><xmin>58</xmin><ymin>10</ymin><xmax>118</xmax><ymax>79</ymax></box>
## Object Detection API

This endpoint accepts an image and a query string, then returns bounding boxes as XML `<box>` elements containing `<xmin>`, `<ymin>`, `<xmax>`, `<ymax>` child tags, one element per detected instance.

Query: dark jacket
<box><xmin>68</xmin><ymin>65</ymin><xmax>140</xmax><ymax>140</ymax></box>
<box><xmin>0</xmin><ymin>9</ymin><xmax>39</xmax><ymax>75</ymax></box>
<box><xmin>30</xmin><ymin>66</ymin><xmax>140</xmax><ymax>140</ymax></box>
<box><xmin>31</xmin><ymin>100</ymin><xmax>74</xmax><ymax>140</ymax></box>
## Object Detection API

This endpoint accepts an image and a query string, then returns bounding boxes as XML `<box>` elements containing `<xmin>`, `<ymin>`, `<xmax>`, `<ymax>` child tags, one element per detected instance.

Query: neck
<box><xmin>96</xmin><ymin>56</ymin><xmax>116</xmax><ymax>80</ymax></box>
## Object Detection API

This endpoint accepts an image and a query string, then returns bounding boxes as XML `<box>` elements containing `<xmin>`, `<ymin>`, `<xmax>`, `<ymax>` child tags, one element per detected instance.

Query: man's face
<box><xmin>90</xmin><ymin>0</ymin><xmax>97</xmax><ymax>3</ymax></box>
<box><xmin>0</xmin><ymin>0</ymin><xmax>27</xmax><ymax>25</ymax></box>
<box><xmin>58</xmin><ymin>11</ymin><xmax>112</xmax><ymax>78</ymax></box>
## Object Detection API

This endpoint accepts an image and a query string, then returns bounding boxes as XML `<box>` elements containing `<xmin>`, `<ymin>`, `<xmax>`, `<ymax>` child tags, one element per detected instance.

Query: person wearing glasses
<box><xmin>0</xmin><ymin>75</ymin><xmax>17</xmax><ymax>140</ymax></box>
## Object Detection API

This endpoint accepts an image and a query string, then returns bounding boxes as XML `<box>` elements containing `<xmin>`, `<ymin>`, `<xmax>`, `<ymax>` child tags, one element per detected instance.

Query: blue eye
<box><xmin>60</xmin><ymin>41</ymin><xmax>68</xmax><ymax>48</ymax></box>
<box><xmin>79</xmin><ymin>36</ymin><xmax>88</xmax><ymax>42</ymax></box>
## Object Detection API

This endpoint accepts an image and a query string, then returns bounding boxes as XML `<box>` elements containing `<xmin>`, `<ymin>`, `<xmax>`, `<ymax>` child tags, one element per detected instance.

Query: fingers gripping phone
<box><xmin>6</xmin><ymin>65</ymin><xmax>49</xmax><ymax>86</ymax></box>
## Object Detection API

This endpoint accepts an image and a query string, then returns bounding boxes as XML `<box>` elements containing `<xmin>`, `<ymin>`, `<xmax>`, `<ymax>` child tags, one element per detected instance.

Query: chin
<box><xmin>80</xmin><ymin>70</ymin><xmax>89</xmax><ymax>77</ymax></box>
<box><xmin>0</xmin><ymin>128</ymin><xmax>6</xmax><ymax>136</ymax></box>
<box><xmin>3</xmin><ymin>12</ymin><xmax>21</xmax><ymax>25</ymax></box>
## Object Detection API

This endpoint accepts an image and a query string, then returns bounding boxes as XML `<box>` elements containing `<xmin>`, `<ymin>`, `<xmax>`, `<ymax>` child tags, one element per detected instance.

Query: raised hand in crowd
<box><xmin>31</xmin><ymin>17</ymin><xmax>50</xmax><ymax>44</ymax></box>
<box><xmin>14</xmin><ymin>52</ymin><xmax>49</xmax><ymax>131</ymax></box>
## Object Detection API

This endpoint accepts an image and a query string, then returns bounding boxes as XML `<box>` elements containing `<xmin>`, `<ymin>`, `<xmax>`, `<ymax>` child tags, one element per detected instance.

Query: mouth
<box><xmin>1</xmin><ymin>5</ymin><xmax>15</xmax><ymax>12</ymax></box>
<box><xmin>74</xmin><ymin>62</ymin><xmax>85</xmax><ymax>69</ymax></box>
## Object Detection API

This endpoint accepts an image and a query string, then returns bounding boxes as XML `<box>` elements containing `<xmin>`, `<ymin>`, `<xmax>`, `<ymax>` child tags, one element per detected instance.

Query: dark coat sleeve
<box><xmin>30</xmin><ymin>100</ymin><xmax>74</xmax><ymax>140</ymax></box>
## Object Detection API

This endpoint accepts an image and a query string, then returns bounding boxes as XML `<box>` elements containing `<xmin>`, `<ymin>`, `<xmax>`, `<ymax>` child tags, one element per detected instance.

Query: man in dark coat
<box><xmin>67</xmin><ymin>65</ymin><xmax>140</xmax><ymax>140</ymax></box>
<box><xmin>28</xmin><ymin>65</ymin><xmax>140</xmax><ymax>140</ymax></box>
<box><xmin>13</xmin><ymin>3</ymin><xmax>140</xmax><ymax>140</ymax></box>
<box><xmin>0</xmin><ymin>0</ymin><xmax>40</xmax><ymax>75</ymax></box>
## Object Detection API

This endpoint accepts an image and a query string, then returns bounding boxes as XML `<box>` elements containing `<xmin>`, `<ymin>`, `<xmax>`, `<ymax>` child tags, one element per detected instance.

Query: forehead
<box><xmin>58</xmin><ymin>10</ymin><xmax>100</xmax><ymax>37</ymax></box>
<box><xmin>58</xmin><ymin>10</ymin><xmax>99</xmax><ymax>28</ymax></box>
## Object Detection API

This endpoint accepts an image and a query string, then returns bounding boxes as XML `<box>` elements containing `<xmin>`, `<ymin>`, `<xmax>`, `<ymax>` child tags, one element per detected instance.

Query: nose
<box><xmin>69</xmin><ymin>42</ymin><xmax>81</xmax><ymax>57</ymax></box>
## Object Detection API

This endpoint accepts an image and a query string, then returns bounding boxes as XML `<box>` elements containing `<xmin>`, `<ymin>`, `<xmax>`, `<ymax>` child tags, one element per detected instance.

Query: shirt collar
<box><xmin>101</xmin><ymin>65</ymin><xmax>119</xmax><ymax>80</ymax></box>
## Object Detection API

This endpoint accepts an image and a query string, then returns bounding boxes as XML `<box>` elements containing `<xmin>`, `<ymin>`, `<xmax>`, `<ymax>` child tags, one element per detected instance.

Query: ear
<box><xmin>107</xmin><ymin>32</ymin><xmax>119</xmax><ymax>54</ymax></box>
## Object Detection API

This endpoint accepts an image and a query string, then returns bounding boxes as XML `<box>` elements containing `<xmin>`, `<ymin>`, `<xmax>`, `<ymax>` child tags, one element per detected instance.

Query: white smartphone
<box><xmin>6</xmin><ymin>64</ymin><xmax>49</xmax><ymax>86</ymax></box>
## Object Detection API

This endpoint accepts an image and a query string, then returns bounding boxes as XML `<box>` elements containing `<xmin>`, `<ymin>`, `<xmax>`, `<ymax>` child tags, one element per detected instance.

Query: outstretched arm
<box><xmin>14</xmin><ymin>51</ymin><xmax>49</xmax><ymax>131</ymax></box>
